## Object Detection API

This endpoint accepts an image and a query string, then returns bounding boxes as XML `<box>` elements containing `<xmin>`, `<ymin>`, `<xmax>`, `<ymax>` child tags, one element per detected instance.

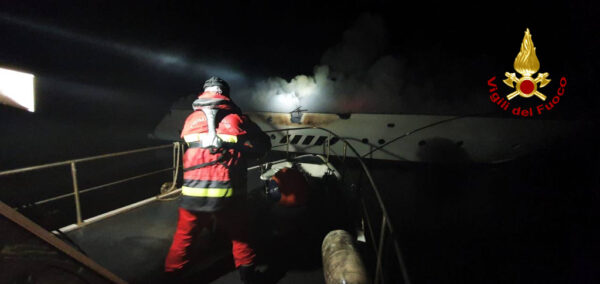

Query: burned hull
<box><xmin>246</xmin><ymin>112</ymin><xmax>586</xmax><ymax>164</ymax></box>
<box><xmin>153</xmin><ymin>108</ymin><xmax>587</xmax><ymax>164</ymax></box>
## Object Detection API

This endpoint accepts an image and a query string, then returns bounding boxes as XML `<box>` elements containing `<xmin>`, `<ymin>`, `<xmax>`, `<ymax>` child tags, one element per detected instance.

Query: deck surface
<box><xmin>65</xmin><ymin>157</ymin><xmax>331</xmax><ymax>284</ymax></box>
<box><xmin>66</xmin><ymin>197</ymin><xmax>327</xmax><ymax>284</ymax></box>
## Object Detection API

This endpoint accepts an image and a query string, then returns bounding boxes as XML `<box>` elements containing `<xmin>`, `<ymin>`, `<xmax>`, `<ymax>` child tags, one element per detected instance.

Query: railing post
<box><xmin>70</xmin><ymin>162</ymin><xmax>83</xmax><ymax>226</ymax></box>
<box><xmin>361</xmin><ymin>199</ymin><xmax>377</xmax><ymax>253</ymax></box>
<box><xmin>374</xmin><ymin>214</ymin><xmax>387</xmax><ymax>284</ymax></box>
<box><xmin>326</xmin><ymin>135</ymin><xmax>331</xmax><ymax>162</ymax></box>
<box><xmin>172</xmin><ymin>142</ymin><xmax>178</xmax><ymax>179</ymax></box>
<box><xmin>340</xmin><ymin>142</ymin><xmax>348</xmax><ymax>179</ymax></box>
<box><xmin>286</xmin><ymin>130</ymin><xmax>290</xmax><ymax>159</ymax></box>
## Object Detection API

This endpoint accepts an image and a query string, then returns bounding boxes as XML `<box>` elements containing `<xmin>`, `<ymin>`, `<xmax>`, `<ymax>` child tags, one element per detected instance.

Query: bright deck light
<box><xmin>0</xmin><ymin>67</ymin><xmax>35</xmax><ymax>112</ymax></box>
<box><xmin>275</xmin><ymin>91</ymin><xmax>300</xmax><ymax>111</ymax></box>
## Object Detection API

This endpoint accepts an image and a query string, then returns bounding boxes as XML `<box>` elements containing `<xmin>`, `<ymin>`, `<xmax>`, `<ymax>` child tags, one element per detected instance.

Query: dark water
<box><xmin>335</xmin><ymin>129</ymin><xmax>600</xmax><ymax>283</ymax></box>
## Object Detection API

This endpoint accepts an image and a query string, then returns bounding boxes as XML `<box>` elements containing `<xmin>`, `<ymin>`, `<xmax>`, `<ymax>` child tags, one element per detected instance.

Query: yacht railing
<box><xmin>265</xmin><ymin>127</ymin><xmax>411</xmax><ymax>284</ymax></box>
<box><xmin>0</xmin><ymin>143</ymin><xmax>182</xmax><ymax>228</ymax></box>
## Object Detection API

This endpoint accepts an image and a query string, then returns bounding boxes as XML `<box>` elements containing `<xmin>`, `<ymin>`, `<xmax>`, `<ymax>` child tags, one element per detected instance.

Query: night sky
<box><xmin>0</xmin><ymin>0</ymin><xmax>598</xmax><ymax>165</ymax></box>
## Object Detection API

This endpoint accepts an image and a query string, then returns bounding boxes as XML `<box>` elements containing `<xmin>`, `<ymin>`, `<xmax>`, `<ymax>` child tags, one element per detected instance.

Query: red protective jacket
<box><xmin>179</xmin><ymin>92</ymin><xmax>270</xmax><ymax>212</ymax></box>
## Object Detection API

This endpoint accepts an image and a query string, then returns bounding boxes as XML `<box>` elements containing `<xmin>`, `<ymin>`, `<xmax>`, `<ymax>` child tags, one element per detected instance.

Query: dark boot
<box><xmin>160</xmin><ymin>270</ymin><xmax>184</xmax><ymax>283</ymax></box>
<box><xmin>238</xmin><ymin>264</ymin><xmax>263</xmax><ymax>284</ymax></box>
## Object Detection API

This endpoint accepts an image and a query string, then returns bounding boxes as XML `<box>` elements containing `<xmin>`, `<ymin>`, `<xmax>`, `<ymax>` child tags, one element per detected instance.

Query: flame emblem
<box><xmin>503</xmin><ymin>29</ymin><xmax>550</xmax><ymax>101</ymax></box>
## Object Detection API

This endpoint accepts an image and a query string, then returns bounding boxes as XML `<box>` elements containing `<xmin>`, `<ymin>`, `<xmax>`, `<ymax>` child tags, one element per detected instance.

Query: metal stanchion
<box><xmin>70</xmin><ymin>162</ymin><xmax>83</xmax><ymax>226</ymax></box>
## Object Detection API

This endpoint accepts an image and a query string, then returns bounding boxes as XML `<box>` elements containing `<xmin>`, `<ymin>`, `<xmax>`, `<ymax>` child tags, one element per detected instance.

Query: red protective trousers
<box><xmin>164</xmin><ymin>207</ymin><xmax>256</xmax><ymax>272</ymax></box>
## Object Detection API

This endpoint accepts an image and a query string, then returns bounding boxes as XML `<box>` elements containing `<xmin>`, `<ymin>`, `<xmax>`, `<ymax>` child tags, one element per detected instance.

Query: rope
<box><xmin>158</xmin><ymin>142</ymin><xmax>183</xmax><ymax>201</ymax></box>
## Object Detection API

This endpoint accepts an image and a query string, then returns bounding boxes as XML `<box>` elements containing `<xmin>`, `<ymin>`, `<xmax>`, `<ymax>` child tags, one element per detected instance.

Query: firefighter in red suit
<box><xmin>164</xmin><ymin>77</ymin><xmax>270</xmax><ymax>283</ymax></box>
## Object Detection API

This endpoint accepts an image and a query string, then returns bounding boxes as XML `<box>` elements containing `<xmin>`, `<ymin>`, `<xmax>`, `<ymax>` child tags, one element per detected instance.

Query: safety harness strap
<box><xmin>183</xmin><ymin>106</ymin><xmax>234</xmax><ymax>172</ymax></box>
<box><xmin>183</xmin><ymin>153</ymin><xmax>227</xmax><ymax>172</ymax></box>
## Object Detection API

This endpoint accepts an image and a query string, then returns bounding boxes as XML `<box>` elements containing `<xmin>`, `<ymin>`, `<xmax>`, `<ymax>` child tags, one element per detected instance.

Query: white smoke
<box><xmin>240</xmin><ymin>12</ymin><xmax>493</xmax><ymax>115</ymax></box>
<box><xmin>242</xmin><ymin>13</ymin><xmax>405</xmax><ymax>113</ymax></box>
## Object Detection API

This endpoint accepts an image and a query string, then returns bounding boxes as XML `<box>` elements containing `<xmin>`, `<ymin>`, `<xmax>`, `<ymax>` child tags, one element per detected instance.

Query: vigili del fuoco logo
<box><xmin>488</xmin><ymin>28</ymin><xmax>567</xmax><ymax>117</ymax></box>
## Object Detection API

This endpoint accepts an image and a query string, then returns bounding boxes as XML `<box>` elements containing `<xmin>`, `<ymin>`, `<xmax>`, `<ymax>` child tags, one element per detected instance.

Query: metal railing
<box><xmin>0</xmin><ymin>143</ymin><xmax>181</xmax><ymax>228</ymax></box>
<box><xmin>265</xmin><ymin>127</ymin><xmax>411</xmax><ymax>284</ymax></box>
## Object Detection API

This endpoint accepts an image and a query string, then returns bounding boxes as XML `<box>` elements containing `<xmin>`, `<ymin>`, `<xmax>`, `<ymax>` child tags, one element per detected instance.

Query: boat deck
<box><xmin>64</xmin><ymin>156</ymin><xmax>344</xmax><ymax>283</ymax></box>
<box><xmin>66</xmin><ymin>197</ymin><xmax>326</xmax><ymax>283</ymax></box>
